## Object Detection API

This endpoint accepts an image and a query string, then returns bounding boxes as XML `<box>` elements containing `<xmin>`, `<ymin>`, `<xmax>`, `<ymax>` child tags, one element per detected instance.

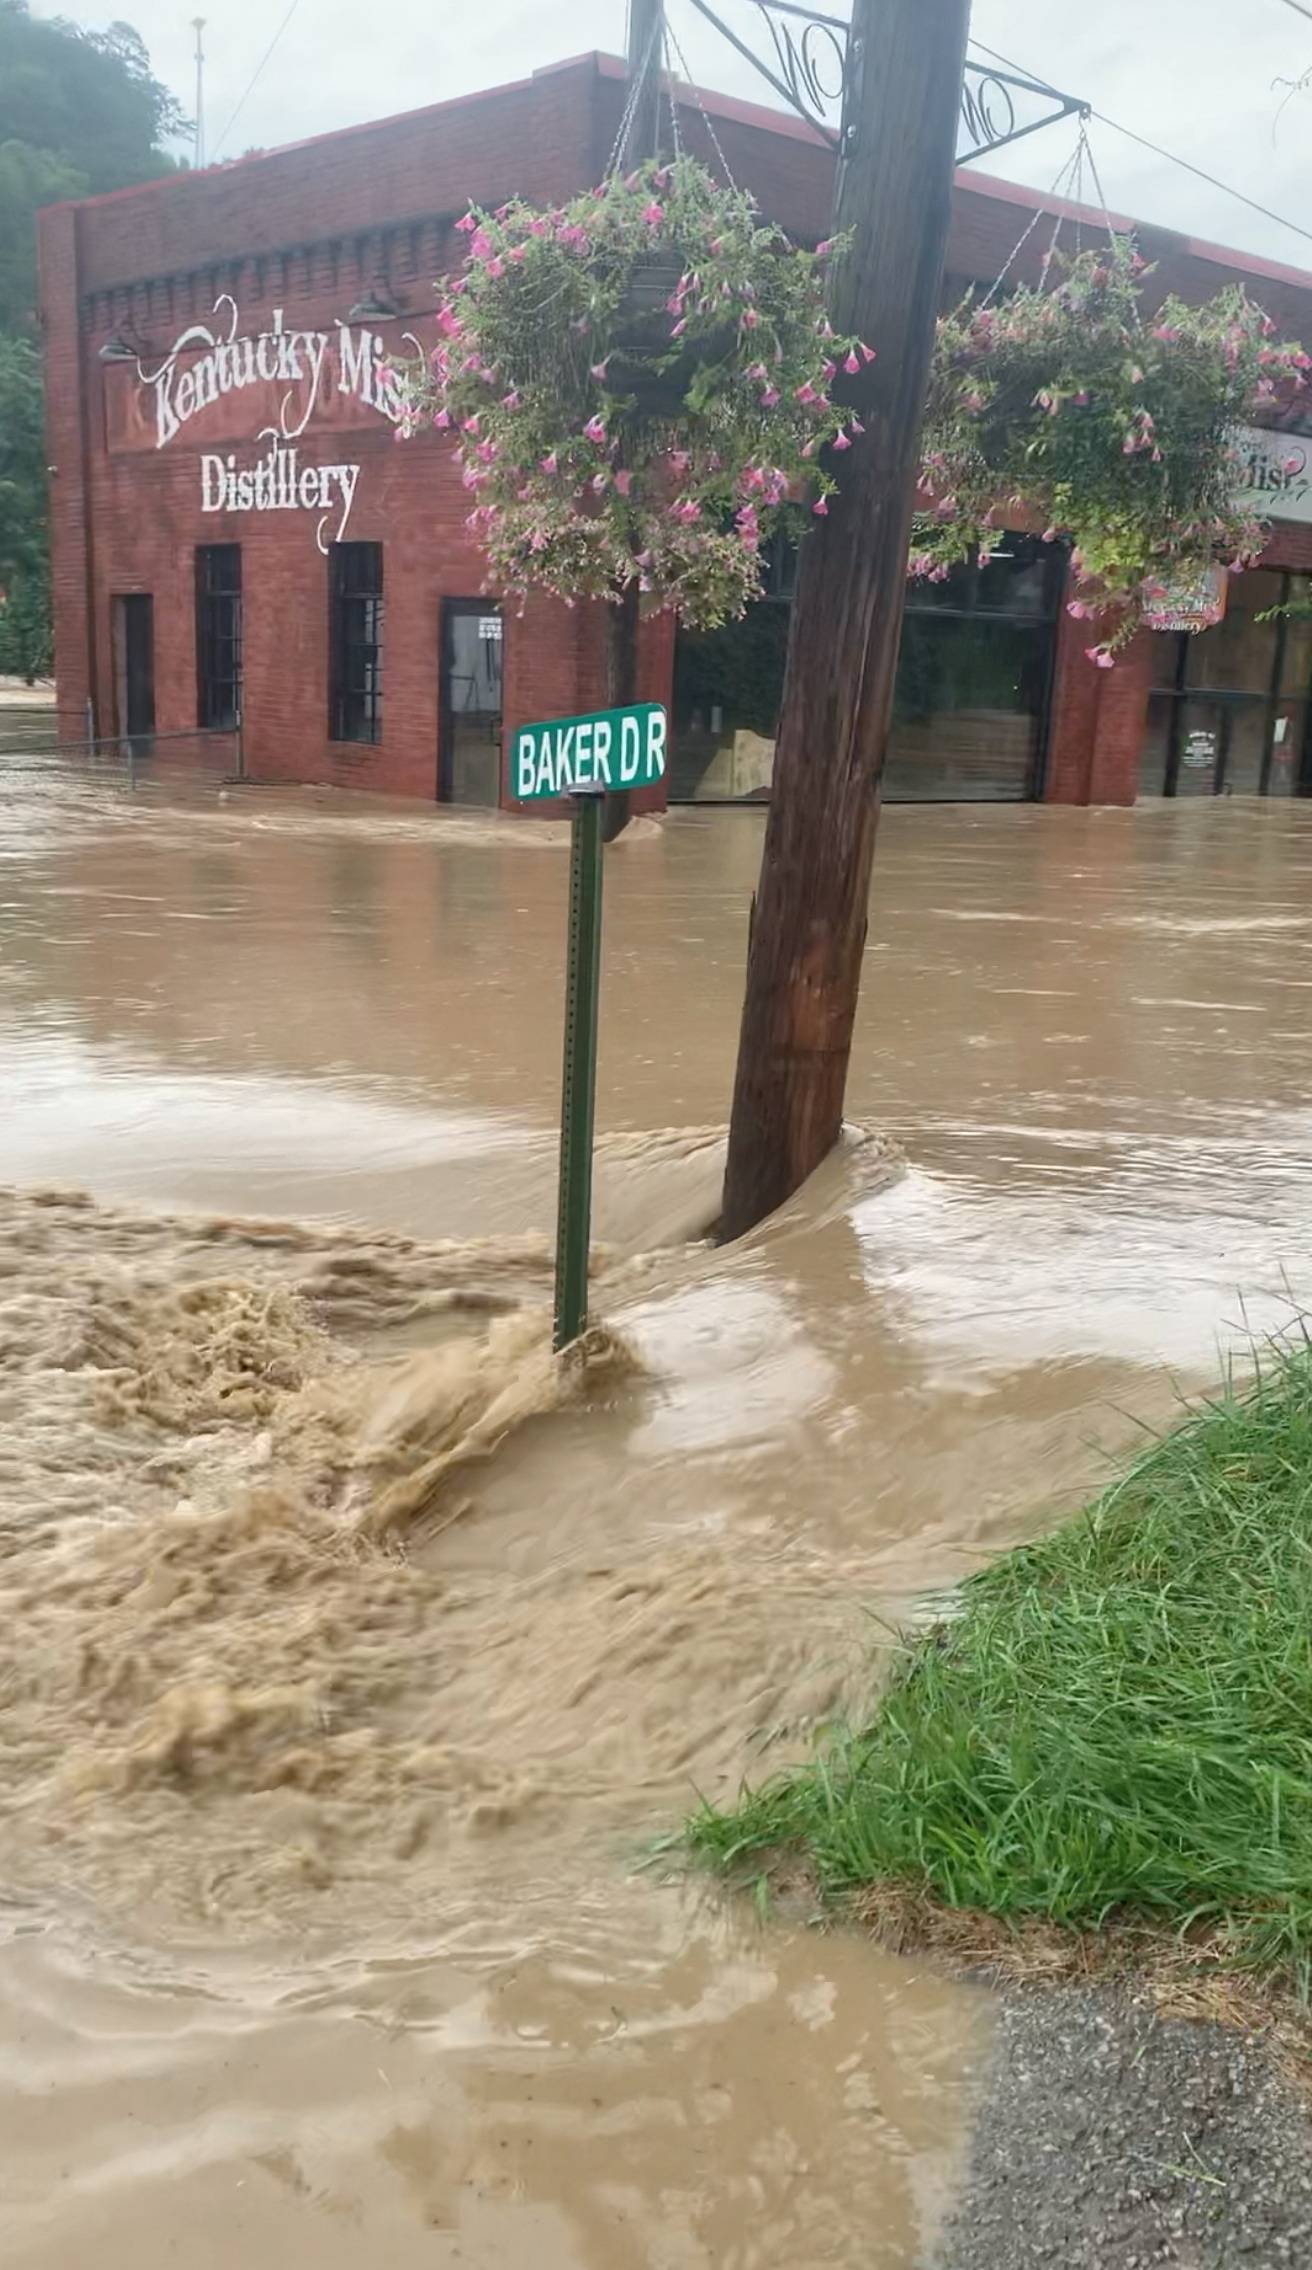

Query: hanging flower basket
<box><xmin>911</xmin><ymin>238</ymin><xmax>1310</xmax><ymax>660</ymax></box>
<box><xmin>392</xmin><ymin>157</ymin><xmax>873</xmax><ymax>630</ymax></box>
<box><xmin>608</xmin><ymin>254</ymin><xmax>735</xmax><ymax>412</ymax></box>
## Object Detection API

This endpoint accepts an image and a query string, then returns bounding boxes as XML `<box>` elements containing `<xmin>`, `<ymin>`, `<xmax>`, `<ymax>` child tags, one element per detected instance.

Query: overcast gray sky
<box><xmin>39</xmin><ymin>0</ymin><xmax>1312</xmax><ymax>272</ymax></box>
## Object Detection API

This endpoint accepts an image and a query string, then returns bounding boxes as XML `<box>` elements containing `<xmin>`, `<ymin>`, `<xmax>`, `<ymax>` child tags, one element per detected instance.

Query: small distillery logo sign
<box><xmin>136</xmin><ymin>294</ymin><xmax>415</xmax><ymax>552</ymax></box>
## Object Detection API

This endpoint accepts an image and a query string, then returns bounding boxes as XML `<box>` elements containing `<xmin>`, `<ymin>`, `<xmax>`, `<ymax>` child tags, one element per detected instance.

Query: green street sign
<box><xmin>513</xmin><ymin>702</ymin><xmax>667</xmax><ymax>802</ymax></box>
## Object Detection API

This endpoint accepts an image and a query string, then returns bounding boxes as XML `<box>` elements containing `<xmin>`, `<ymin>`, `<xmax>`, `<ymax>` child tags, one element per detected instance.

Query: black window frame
<box><xmin>1147</xmin><ymin>568</ymin><xmax>1312</xmax><ymax>797</ymax></box>
<box><xmin>195</xmin><ymin>543</ymin><xmax>242</xmax><ymax>731</ymax></box>
<box><xmin>329</xmin><ymin>542</ymin><xmax>384</xmax><ymax>746</ymax></box>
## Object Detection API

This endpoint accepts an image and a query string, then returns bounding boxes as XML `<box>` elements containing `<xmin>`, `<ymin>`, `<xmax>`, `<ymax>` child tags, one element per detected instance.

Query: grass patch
<box><xmin>686</xmin><ymin>1341</ymin><xmax>1312</xmax><ymax>1994</ymax></box>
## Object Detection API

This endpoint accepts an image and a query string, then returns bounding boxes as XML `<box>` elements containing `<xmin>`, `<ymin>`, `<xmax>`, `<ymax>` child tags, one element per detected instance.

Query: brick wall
<box><xmin>38</xmin><ymin>50</ymin><xmax>1312</xmax><ymax>809</ymax></box>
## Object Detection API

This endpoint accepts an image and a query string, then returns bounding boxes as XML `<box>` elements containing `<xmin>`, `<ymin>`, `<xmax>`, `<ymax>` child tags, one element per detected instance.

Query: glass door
<box><xmin>440</xmin><ymin>601</ymin><xmax>504</xmax><ymax>806</ymax></box>
<box><xmin>1168</xmin><ymin>699</ymin><xmax>1225</xmax><ymax>796</ymax></box>
<box><xmin>1144</xmin><ymin>569</ymin><xmax>1311</xmax><ymax>797</ymax></box>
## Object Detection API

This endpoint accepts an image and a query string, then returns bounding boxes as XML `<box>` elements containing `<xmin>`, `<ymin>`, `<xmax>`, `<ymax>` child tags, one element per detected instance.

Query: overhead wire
<box><xmin>968</xmin><ymin>35</ymin><xmax>1312</xmax><ymax>254</ymax></box>
<box><xmin>211</xmin><ymin>0</ymin><xmax>306</xmax><ymax>161</ymax></box>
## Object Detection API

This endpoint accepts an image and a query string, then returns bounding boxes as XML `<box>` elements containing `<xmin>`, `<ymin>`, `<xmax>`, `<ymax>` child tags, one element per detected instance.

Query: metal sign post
<box><xmin>512</xmin><ymin>701</ymin><xmax>668</xmax><ymax>1350</ymax></box>
<box><xmin>554</xmin><ymin>784</ymin><xmax>606</xmax><ymax>1350</ymax></box>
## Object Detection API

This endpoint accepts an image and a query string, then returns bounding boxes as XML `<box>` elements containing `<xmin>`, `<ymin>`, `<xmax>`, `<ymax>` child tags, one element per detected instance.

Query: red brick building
<box><xmin>38</xmin><ymin>50</ymin><xmax>1312</xmax><ymax>809</ymax></box>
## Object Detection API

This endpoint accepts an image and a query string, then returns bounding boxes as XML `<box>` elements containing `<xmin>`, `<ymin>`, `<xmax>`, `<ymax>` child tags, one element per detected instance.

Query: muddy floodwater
<box><xmin>1</xmin><ymin>763</ymin><xmax>1311</xmax><ymax>2267</ymax></box>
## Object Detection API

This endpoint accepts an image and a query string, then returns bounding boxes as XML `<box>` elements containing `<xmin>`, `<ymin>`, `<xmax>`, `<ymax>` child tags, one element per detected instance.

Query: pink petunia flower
<box><xmin>540</xmin><ymin>451</ymin><xmax>558</xmax><ymax>473</ymax></box>
<box><xmin>641</xmin><ymin>201</ymin><xmax>664</xmax><ymax>226</ymax></box>
<box><xmin>583</xmin><ymin>415</ymin><xmax>607</xmax><ymax>444</ymax></box>
<box><xmin>844</xmin><ymin>349</ymin><xmax>860</xmax><ymax>375</ymax></box>
<box><xmin>812</xmin><ymin>496</ymin><xmax>829</xmax><ymax>515</ymax></box>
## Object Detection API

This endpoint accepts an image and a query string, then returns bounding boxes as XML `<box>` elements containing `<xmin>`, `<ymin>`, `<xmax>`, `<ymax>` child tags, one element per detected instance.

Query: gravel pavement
<box><xmin>935</xmin><ymin>1986</ymin><xmax>1312</xmax><ymax>2269</ymax></box>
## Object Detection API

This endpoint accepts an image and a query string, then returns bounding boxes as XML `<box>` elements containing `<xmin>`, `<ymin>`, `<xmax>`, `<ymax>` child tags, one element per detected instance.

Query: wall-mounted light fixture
<box><xmin>97</xmin><ymin>329</ymin><xmax>150</xmax><ymax>363</ymax></box>
<box><xmin>347</xmin><ymin>287</ymin><xmax>406</xmax><ymax>321</ymax></box>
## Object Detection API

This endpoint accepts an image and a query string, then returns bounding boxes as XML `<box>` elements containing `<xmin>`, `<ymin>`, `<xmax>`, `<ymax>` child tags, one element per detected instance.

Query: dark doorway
<box><xmin>440</xmin><ymin>601</ymin><xmax>504</xmax><ymax>805</ymax></box>
<box><xmin>113</xmin><ymin>593</ymin><xmax>155</xmax><ymax>751</ymax></box>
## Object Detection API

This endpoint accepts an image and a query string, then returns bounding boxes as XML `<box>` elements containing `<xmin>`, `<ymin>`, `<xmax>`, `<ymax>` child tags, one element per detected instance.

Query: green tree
<box><xmin>0</xmin><ymin>332</ymin><xmax>46</xmax><ymax>579</ymax></box>
<box><xmin>0</xmin><ymin>0</ymin><xmax>186</xmax><ymax>330</ymax></box>
<box><xmin>0</xmin><ymin>0</ymin><xmax>184</xmax><ymax>679</ymax></box>
<box><xmin>0</xmin><ymin>331</ymin><xmax>50</xmax><ymax>678</ymax></box>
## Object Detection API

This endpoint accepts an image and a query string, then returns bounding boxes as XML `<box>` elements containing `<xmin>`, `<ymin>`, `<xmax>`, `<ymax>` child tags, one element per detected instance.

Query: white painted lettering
<box><xmin>514</xmin><ymin>731</ymin><xmax>535</xmax><ymax>800</ymax></box>
<box><xmin>200</xmin><ymin>454</ymin><xmax>225</xmax><ymax>510</ymax></box>
<box><xmin>593</xmin><ymin>719</ymin><xmax>612</xmax><ymax>785</ymax></box>
<box><xmin>333</xmin><ymin>463</ymin><xmax>360</xmax><ymax>542</ymax></box>
<box><xmin>619</xmin><ymin>713</ymin><xmax>640</xmax><ymax>783</ymax></box>
<box><xmin>235</xmin><ymin>468</ymin><xmax>255</xmax><ymax>509</ymax></box>
<box><xmin>298</xmin><ymin>466</ymin><xmax>321</xmax><ymax>509</ymax></box>
<box><xmin>645</xmin><ymin>708</ymin><xmax>667</xmax><ymax>779</ymax></box>
<box><xmin>174</xmin><ymin>367</ymin><xmax>196</xmax><ymax>421</ymax></box>
<box><xmin>337</xmin><ymin>324</ymin><xmax>374</xmax><ymax>406</ymax></box>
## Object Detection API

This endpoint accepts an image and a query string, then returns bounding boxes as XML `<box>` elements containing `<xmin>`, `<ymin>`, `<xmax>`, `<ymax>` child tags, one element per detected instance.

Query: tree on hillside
<box><xmin>0</xmin><ymin>332</ymin><xmax>50</xmax><ymax>677</ymax></box>
<box><xmin>0</xmin><ymin>0</ymin><xmax>186</xmax><ymax>329</ymax></box>
<box><xmin>0</xmin><ymin>0</ymin><xmax>184</xmax><ymax>675</ymax></box>
<box><xmin>0</xmin><ymin>333</ymin><xmax>44</xmax><ymax>575</ymax></box>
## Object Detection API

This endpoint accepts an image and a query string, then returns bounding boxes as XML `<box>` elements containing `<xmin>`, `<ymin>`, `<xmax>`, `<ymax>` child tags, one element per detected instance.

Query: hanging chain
<box><xmin>606</xmin><ymin>9</ymin><xmax>665</xmax><ymax>177</ymax></box>
<box><xmin>664</xmin><ymin>10</ymin><xmax>740</xmax><ymax>189</ymax></box>
<box><xmin>981</xmin><ymin>128</ymin><xmax>1083</xmax><ymax>307</ymax></box>
<box><xmin>1037</xmin><ymin>139</ymin><xmax>1085</xmax><ymax>293</ymax></box>
<box><xmin>664</xmin><ymin>23</ymin><xmax>683</xmax><ymax>158</ymax></box>
<box><xmin>1080</xmin><ymin>123</ymin><xmax>1120</xmax><ymax>250</ymax></box>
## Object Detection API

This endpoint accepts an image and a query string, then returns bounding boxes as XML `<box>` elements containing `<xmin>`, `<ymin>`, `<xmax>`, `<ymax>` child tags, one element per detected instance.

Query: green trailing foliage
<box><xmin>912</xmin><ymin>238</ymin><xmax>1310</xmax><ymax>662</ymax></box>
<box><xmin>687</xmin><ymin>1340</ymin><xmax>1312</xmax><ymax>1993</ymax></box>
<box><xmin>395</xmin><ymin>156</ymin><xmax>873</xmax><ymax>629</ymax></box>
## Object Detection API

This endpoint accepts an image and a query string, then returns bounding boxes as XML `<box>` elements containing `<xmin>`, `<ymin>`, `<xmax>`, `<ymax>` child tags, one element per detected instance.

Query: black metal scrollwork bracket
<box><xmin>682</xmin><ymin>0</ymin><xmax>1087</xmax><ymax>164</ymax></box>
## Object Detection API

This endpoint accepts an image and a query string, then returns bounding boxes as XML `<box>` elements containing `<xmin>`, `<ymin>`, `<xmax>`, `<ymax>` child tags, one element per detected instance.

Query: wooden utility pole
<box><xmin>719</xmin><ymin>0</ymin><xmax>969</xmax><ymax>1240</ymax></box>
<box><xmin>603</xmin><ymin>0</ymin><xmax>664</xmax><ymax>841</ymax></box>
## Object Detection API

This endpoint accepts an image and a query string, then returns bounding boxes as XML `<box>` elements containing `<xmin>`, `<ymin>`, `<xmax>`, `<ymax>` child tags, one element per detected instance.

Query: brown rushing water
<box><xmin>1</xmin><ymin>753</ymin><xmax>1311</xmax><ymax>2266</ymax></box>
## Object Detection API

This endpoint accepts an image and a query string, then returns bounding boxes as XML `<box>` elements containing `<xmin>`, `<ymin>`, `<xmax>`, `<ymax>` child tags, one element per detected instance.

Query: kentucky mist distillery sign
<box><xmin>133</xmin><ymin>293</ymin><xmax>418</xmax><ymax>552</ymax></box>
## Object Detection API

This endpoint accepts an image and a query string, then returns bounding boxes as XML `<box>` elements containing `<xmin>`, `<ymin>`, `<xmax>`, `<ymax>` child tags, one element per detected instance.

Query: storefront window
<box><xmin>670</xmin><ymin>533</ymin><xmax>1061</xmax><ymax>805</ymax></box>
<box><xmin>1182</xmin><ymin>568</ymin><xmax>1283</xmax><ymax>694</ymax></box>
<box><xmin>1140</xmin><ymin>569</ymin><xmax>1311</xmax><ymax>797</ymax></box>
